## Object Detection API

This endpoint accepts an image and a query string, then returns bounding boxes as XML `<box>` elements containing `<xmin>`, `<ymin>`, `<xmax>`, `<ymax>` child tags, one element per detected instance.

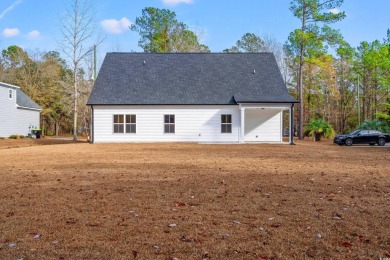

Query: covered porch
<box><xmin>238</xmin><ymin>103</ymin><xmax>295</xmax><ymax>144</ymax></box>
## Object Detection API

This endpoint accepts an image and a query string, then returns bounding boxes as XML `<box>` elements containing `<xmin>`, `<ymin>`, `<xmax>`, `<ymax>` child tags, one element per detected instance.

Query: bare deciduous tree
<box><xmin>60</xmin><ymin>0</ymin><xmax>96</xmax><ymax>141</ymax></box>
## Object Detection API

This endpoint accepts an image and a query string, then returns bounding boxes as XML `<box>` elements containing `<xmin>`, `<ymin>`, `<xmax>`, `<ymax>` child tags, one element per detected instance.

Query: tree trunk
<box><xmin>298</xmin><ymin>5</ymin><xmax>306</xmax><ymax>140</ymax></box>
<box><xmin>55</xmin><ymin>121</ymin><xmax>60</xmax><ymax>137</ymax></box>
<box><xmin>73</xmin><ymin>66</ymin><xmax>78</xmax><ymax>141</ymax></box>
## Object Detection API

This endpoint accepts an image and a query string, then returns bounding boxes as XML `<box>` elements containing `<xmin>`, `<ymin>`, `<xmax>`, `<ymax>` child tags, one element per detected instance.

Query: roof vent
<box><xmin>253</xmin><ymin>69</ymin><xmax>256</xmax><ymax>74</ymax></box>
<box><xmin>143</xmin><ymin>60</ymin><xmax>146</xmax><ymax>65</ymax></box>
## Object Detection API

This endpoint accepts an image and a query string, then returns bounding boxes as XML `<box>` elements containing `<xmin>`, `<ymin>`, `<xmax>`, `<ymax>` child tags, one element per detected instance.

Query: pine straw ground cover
<box><xmin>0</xmin><ymin>140</ymin><xmax>389</xmax><ymax>259</ymax></box>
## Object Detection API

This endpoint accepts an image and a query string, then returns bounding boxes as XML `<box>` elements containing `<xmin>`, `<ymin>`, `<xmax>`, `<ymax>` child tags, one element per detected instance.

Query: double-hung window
<box><xmin>221</xmin><ymin>114</ymin><xmax>232</xmax><ymax>133</ymax></box>
<box><xmin>164</xmin><ymin>115</ymin><xmax>175</xmax><ymax>134</ymax></box>
<box><xmin>113</xmin><ymin>114</ymin><xmax>136</xmax><ymax>133</ymax></box>
<box><xmin>125</xmin><ymin>115</ymin><xmax>136</xmax><ymax>133</ymax></box>
<box><xmin>113</xmin><ymin>115</ymin><xmax>124</xmax><ymax>133</ymax></box>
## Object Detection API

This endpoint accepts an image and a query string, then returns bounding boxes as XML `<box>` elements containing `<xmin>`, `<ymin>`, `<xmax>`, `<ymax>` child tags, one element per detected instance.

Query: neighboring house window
<box><xmin>9</xmin><ymin>89</ymin><xmax>12</xmax><ymax>99</ymax></box>
<box><xmin>114</xmin><ymin>114</ymin><xmax>137</xmax><ymax>133</ymax></box>
<box><xmin>125</xmin><ymin>115</ymin><xmax>136</xmax><ymax>133</ymax></box>
<box><xmin>113</xmin><ymin>115</ymin><xmax>124</xmax><ymax>133</ymax></box>
<box><xmin>164</xmin><ymin>115</ymin><xmax>175</xmax><ymax>133</ymax></box>
<box><xmin>221</xmin><ymin>114</ymin><xmax>232</xmax><ymax>133</ymax></box>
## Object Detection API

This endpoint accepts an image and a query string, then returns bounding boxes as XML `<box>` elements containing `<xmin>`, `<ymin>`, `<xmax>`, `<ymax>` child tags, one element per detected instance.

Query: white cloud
<box><xmin>100</xmin><ymin>17</ymin><xmax>132</xmax><ymax>34</ymax></box>
<box><xmin>329</xmin><ymin>8</ymin><xmax>340</xmax><ymax>14</ymax></box>
<box><xmin>28</xmin><ymin>30</ymin><xmax>40</xmax><ymax>39</ymax></box>
<box><xmin>3</xmin><ymin>28</ymin><xmax>20</xmax><ymax>38</ymax></box>
<box><xmin>162</xmin><ymin>0</ymin><xmax>193</xmax><ymax>6</ymax></box>
<box><xmin>0</xmin><ymin>0</ymin><xmax>22</xmax><ymax>19</ymax></box>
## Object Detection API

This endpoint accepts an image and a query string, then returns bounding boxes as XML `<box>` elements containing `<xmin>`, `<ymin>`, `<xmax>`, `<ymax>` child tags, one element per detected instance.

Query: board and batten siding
<box><xmin>0</xmin><ymin>86</ymin><xmax>40</xmax><ymax>137</ymax></box>
<box><xmin>93</xmin><ymin>105</ymin><xmax>240</xmax><ymax>143</ymax></box>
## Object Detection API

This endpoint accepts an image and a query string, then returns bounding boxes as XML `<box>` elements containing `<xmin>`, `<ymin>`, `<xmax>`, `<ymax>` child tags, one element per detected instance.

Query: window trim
<box><xmin>113</xmin><ymin>114</ymin><xmax>125</xmax><ymax>134</ymax></box>
<box><xmin>113</xmin><ymin>114</ymin><xmax>137</xmax><ymax>134</ymax></box>
<box><xmin>125</xmin><ymin>114</ymin><xmax>137</xmax><ymax>134</ymax></box>
<box><xmin>221</xmin><ymin>114</ymin><xmax>232</xmax><ymax>134</ymax></box>
<box><xmin>8</xmin><ymin>89</ymin><xmax>13</xmax><ymax>99</ymax></box>
<box><xmin>164</xmin><ymin>114</ymin><xmax>175</xmax><ymax>134</ymax></box>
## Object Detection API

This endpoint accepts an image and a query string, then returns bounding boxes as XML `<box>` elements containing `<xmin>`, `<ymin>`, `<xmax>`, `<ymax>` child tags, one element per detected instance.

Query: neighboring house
<box><xmin>87</xmin><ymin>53</ymin><xmax>298</xmax><ymax>144</ymax></box>
<box><xmin>0</xmin><ymin>82</ymin><xmax>42</xmax><ymax>137</ymax></box>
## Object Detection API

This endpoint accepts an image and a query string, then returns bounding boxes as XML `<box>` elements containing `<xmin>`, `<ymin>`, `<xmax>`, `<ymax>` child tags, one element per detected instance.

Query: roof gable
<box><xmin>16</xmin><ymin>89</ymin><xmax>41</xmax><ymax>110</ymax></box>
<box><xmin>0</xmin><ymin>82</ymin><xmax>42</xmax><ymax>110</ymax></box>
<box><xmin>87</xmin><ymin>53</ymin><xmax>297</xmax><ymax>105</ymax></box>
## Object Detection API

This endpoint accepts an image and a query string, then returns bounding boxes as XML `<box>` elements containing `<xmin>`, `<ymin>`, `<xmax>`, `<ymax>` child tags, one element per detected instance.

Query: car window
<box><xmin>360</xmin><ymin>130</ymin><xmax>369</xmax><ymax>135</ymax></box>
<box><xmin>350</xmin><ymin>130</ymin><xmax>360</xmax><ymax>135</ymax></box>
<box><xmin>370</xmin><ymin>130</ymin><xmax>380</xmax><ymax>134</ymax></box>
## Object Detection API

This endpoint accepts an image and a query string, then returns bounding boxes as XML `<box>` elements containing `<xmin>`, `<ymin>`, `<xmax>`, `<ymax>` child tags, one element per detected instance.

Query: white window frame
<box><xmin>221</xmin><ymin>114</ymin><xmax>232</xmax><ymax>134</ymax></box>
<box><xmin>113</xmin><ymin>114</ymin><xmax>137</xmax><ymax>134</ymax></box>
<box><xmin>125</xmin><ymin>114</ymin><xmax>136</xmax><ymax>134</ymax></box>
<box><xmin>164</xmin><ymin>114</ymin><xmax>175</xmax><ymax>134</ymax></box>
<box><xmin>113</xmin><ymin>115</ymin><xmax>125</xmax><ymax>134</ymax></box>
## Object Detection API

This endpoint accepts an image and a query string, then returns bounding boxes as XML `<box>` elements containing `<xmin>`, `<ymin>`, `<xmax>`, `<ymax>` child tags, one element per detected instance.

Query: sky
<box><xmin>0</xmin><ymin>0</ymin><xmax>389</xmax><ymax>65</ymax></box>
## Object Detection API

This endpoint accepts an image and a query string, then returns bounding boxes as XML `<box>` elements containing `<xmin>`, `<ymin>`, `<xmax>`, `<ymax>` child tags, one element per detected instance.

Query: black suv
<box><xmin>334</xmin><ymin>130</ymin><xmax>390</xmax><ymax>146</ymax></box>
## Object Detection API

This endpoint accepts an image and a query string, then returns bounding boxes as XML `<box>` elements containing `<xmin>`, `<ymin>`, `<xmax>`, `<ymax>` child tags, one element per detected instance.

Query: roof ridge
<box><xmin>107</xmin><ymin>52</ymin><xmax>274</xmax><ymax>55</ymax></box>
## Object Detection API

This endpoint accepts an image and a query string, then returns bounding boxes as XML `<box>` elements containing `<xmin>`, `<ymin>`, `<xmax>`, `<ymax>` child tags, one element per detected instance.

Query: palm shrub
<box><xmin>304</xmin><ymin>119</ymin><xmax>335</xmax><ymax>141</ymax></box>
<box><xmin>359</xmin><ymin>119</ymin><xmax>389</xmax><ymax>133</ymax></box>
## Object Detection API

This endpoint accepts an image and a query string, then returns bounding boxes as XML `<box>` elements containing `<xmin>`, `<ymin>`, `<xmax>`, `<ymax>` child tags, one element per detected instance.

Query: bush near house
<box><xmin>9</xmin><ymin>135</ymin><xmax>19</xmax><ymax>139</ymax></box>
<box><xmin>9</xmin><ymin>135</ymin><xmax>26</xmax><ymax>139</ymax></box>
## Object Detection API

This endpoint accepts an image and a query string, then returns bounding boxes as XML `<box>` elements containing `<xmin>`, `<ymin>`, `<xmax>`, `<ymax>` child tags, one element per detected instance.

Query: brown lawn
<box><xmin>0</xmin><ymin>139</ymin><xmax>389</xmax><ymax>259</ymax></box>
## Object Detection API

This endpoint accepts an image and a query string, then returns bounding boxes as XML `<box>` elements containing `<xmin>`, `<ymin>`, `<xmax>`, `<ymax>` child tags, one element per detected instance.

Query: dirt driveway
<box><xmin>0</xmin><ymin>140</ymin><xmax>389</xmax><ymax>259</ymax></box>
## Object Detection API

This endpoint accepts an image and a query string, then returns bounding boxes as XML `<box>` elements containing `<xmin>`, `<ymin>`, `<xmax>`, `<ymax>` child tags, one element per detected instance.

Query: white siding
<box><xmin>14</xmin><ymin>108</ymin><xmax>40</xmax><ymax>136</ymax></box>
<box><xmin>244</xmin><ymin>109</ymin><xmax>282</xmax><ymax>142</ymax></box>
<box><xmin>0</xmin><ymin>86</ymin><xmax>15</xmax><ymax>137</ymax></box>
<box><xmin>0</xmin><ymin>86</ymin><xmax>40</xmax><ymax>137</ymax></box>
<box><xmin>93</xmin><ymin>105</ymin><xmax>240</xmax><ymax>143</ymax></box>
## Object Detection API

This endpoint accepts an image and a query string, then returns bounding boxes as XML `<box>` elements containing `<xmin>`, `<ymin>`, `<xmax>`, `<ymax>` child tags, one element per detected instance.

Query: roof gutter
<box><xmin>16</xmin><ymin>105</ymin><xmax>42</xmax><ymax>111</ymax></box>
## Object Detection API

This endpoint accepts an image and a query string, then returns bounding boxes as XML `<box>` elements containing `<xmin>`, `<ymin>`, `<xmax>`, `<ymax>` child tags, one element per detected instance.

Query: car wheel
<box><xmin>378</xmin><ymin>138</ymin><xmax>386</xmax><ymax>146</ymax></box>
<box><xmin>345</xmin><ymin>138</ymin><xmax>353</xmax><ymax>146</ymax></box>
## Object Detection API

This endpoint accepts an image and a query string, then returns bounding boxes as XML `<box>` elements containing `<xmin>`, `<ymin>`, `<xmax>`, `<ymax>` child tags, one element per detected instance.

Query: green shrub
<box><xmin>359</xmin><ymin>119</ymin><xmax>389</xmax><ymax>133</ymax></box>
<box><xmin>8</xmin><ymin>135</ymin><xmax>26</xmax><ymax>139</ymax></box>
<box><xmin>304</xmin><ymin>119</ymin><xmax>335</xmax><ymax>141</ymax></box>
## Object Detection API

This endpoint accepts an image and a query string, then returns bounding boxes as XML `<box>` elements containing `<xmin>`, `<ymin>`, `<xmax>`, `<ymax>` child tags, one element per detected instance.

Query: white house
<box><xmin>87</xmin><ymin>53</ymin><xmax>298</xmax><ymax>144</ymax></box>
<box><xmin>0</xmin><ymin>82</ymin><xmax>41</xmax><ymax>137</ymax></box>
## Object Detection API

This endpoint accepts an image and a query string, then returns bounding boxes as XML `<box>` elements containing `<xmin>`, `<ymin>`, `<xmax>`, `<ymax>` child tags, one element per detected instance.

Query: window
<box><xmin>221</xmin><ymin>114</ymin><xmax>232</xmax><ymax>133</ymax></box>
<box><xmin>164</xmin><ymin>115</ymin><xmax>175</xmax><ymax>133</ymax></box>
<box><xmin>113</xmin><ymin>114</ymin><xmax>136</xmax><ymax>134</ymax></box>
<box><xmin>113</xmin><ymin>115</ymin><xmax>124</xmax><ymax>133</ymax></box>
<box><xmin>9</xmin><ymin>89</ymin><xmax>12</xmax><ymax>99</ymax></box>
<box><xmin>125</xmin><ymin>115</ymin><xmax>136</xmax><ymax>133</ymax></box>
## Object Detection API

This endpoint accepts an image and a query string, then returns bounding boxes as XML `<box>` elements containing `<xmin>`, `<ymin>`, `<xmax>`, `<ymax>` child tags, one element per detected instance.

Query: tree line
<box><xmin>0</xmin><ymin>1</ymin><xmax>389</xmax><ymax>139</ymax></box>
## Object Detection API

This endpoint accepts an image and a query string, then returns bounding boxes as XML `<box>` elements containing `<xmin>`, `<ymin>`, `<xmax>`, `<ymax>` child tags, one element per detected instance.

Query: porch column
<box><xmin>91</xmin><ymin>106</ymin><xmax>94</xmax><ymax>144</ymax></box>
<box><xmin>289</xmin><ymin>104</ymin><xmax>294</xmax><ymax>145</ymax></box>
<box><xmin>240</xmin><ymin>107</ymin><xmax>245</xmax><ymax>144</ymax></box>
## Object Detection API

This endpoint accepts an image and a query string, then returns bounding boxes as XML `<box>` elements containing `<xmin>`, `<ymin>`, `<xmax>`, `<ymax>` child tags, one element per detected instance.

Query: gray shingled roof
<box><xmin>87</xmin><ymin>53</ymin><xmax>297</xmax><ymax>105</ymax></box>
<box><xmin>16</xmin><ymin>89</ymin><xmax>41</xmax><ymax>110</ymax></box>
